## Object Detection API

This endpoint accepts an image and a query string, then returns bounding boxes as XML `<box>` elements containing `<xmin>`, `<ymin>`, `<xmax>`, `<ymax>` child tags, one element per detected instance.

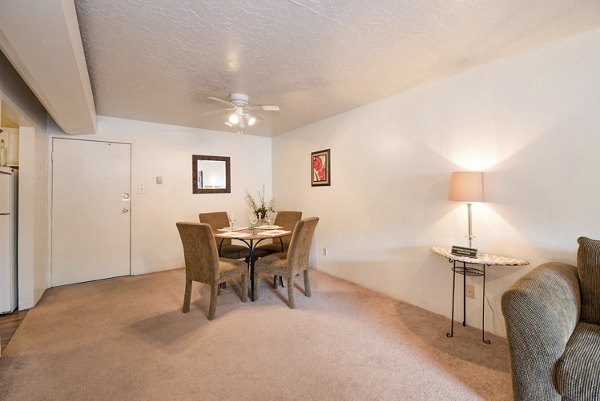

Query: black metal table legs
<box><xmin>446</xmin><ymin>263</ymin><xmax>457</xmax><ymax>339</ymax></box>
<box><xmin>273</xmin><ymin>237</ymin><xmax>286</xmax><ymax>289</ymax></box>
<box><xmin>482</xmin><ymin>264</ymin><xmax>489</xmax><ymax>344</ymax></box>
<box><xmin>446</xmin><ymin>260</ymin><xmax>490</xmax><ymax>344</ymax></box>
<box><xmin>219</xmin><ymin>236</ymin><xmax>285</xmax><ymax>302</ymax></box>
<box><xmin>248</xmin><ymin>239</ymin><xmax>256</xmax><ymax>301</ymax></box>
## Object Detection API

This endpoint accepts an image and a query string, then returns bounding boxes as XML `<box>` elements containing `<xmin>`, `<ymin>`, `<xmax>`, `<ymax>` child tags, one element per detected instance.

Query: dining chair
<box><xmin>254</xmin><ymin>211</ymin><xmax>303</xmax><ymax>288</ymax></box>
<box><xmin>254</xmin><ymin>217</ymin><xmax>319</xmax><ymax>309</ymax></box>
<box><xmin>254</xmin><ymin>211</ymin><xmax>303</xmax><ymax>257</ymax></box>
<box><xmin>199</xmin><ymin>211</ymin><xmax>251</xmax><ymax>260</ymax></box>
<box><xmin>176</xmin><ymin>222</ymin><xmax>248</xmax><ymax>320</ymax></box>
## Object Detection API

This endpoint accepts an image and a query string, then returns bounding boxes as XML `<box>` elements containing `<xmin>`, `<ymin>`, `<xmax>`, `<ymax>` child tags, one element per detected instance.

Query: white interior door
<box><xmin>51</xmin><ymin>138</ymin><xmax>131</xmax><ymax>286</ymax></box>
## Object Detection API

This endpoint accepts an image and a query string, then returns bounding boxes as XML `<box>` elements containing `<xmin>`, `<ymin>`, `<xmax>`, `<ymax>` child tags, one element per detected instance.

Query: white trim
<box><xmin>17</xmin><ymin>297</ymin><xmax>35</xmax><ymax>310</ymax></box>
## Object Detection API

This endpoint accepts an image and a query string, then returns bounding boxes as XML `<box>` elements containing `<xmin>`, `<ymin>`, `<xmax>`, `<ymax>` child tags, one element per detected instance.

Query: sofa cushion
<box><xmin>555</xmin><ymin>322</ymin><xmax>600</xmax><ymax>401</ymax></box>
<box><xmin>577</xmin><ymin>237</ymin><xmax>600</xmax><ymax>324</ymax></box>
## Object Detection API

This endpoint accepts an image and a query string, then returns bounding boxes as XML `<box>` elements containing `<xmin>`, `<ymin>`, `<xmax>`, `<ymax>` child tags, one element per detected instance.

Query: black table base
<box><xmin>218</xmin><ymin>236</ymin><xmax>284</xmax><ymax>302</ymax></box>
<box><xmin>446</xmin><ymin>259</ymin><xmax>491</xmax><ymax>344</ymax></box>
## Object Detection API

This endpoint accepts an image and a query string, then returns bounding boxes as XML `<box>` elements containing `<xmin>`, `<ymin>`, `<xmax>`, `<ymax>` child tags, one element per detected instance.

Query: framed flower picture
<box><xmin>311</xmin><ymin>149</ymin><xmax>330</xmax><ymax>186</ymax></box>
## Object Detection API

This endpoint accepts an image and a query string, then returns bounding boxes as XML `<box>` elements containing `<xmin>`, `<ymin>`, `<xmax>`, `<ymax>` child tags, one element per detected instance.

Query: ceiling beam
<box><xmin>0</xmin><ymin>0</ymin><xmax>96</xmax><ymax>134</ymax></box>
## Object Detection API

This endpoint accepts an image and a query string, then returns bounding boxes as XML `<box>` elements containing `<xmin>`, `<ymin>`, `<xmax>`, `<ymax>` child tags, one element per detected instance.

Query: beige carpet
<box><xmin>0</xmin><ymin>269</ymin><xmax>512</xmax><ymax>400</ymax></box>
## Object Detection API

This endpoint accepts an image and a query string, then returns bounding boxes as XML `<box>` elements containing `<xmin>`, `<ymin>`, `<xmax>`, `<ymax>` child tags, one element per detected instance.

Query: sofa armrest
<box><xmin>501</xmin><ymin>262</ymin><xmax>580</xmax><ymax>401</ymax></box>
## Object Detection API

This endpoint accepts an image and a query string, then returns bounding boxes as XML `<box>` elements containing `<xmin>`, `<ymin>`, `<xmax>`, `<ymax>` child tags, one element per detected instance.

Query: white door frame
<box><xmin>48</xmin><ymin>136</ymin><xmax>133</xmax><ymax>287</ymax></box>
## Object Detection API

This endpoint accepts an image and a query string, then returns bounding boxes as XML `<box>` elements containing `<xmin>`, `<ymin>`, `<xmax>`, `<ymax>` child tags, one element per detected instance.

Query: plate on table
<box><xmin>217</xmin><ymin>226</ymin><xmax>248</xmax><ymax>232</ymax></box>
<box><xmin>260</xmin><ymin>229</ymin><xmax>290</xmax><ymax>236</ymax></box>
<box><xmin>217</xmin><ymin>231</ymin><xmax>251</xmax><ymax>238</ymax></box>
<box><xmin>256</xmin><ymin>225</ymin><xmax>282</xmax><ymax>230</ymax></box>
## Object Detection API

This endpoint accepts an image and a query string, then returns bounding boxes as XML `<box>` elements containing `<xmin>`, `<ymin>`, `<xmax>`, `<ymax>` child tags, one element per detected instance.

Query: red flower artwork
<box><xmin>313</xmin><ymin>156</ymin><xmax>326</xmax><ymax>181</ymax></box>
<box><xmin>311</xmin><ymin>149</ymin><xmax>330</xmax><ymax>186</ymax></box>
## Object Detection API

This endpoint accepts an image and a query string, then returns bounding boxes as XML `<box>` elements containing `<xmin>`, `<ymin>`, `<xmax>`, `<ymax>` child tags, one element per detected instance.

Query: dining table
<box><xmin>214</xmin><ymin>226</ymin><xmax>291</xmax><ymax>301</ymax></box>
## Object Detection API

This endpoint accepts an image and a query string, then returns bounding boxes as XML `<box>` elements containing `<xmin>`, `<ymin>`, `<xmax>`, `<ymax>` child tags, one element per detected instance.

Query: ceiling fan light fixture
<box><xmin>228</xmin><ymin>113</ymin><xmax>239</xmax><ymax>124</ymax></box>
<box><xmin>206</xmin><ymin>93</ymin><xmax>278</xmax><ymax>132</ymax></box>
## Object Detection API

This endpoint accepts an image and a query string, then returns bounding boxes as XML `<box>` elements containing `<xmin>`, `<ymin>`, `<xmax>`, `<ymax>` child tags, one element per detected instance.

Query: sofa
<box><xmin>501</xmin><ymin>237</ymin><xmax>600</xmax><ymax>401</ymax></box>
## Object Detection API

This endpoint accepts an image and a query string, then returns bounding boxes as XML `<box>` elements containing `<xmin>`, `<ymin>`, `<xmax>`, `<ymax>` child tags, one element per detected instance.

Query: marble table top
<box><xmin>431</xmin><ymin>246</ymin><xmax>529</xmax><ymax>266</ymax></box>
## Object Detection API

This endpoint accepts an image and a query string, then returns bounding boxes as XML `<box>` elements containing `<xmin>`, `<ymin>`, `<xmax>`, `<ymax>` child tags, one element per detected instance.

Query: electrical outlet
<box><xmin>323</xmin><ymin>248</ymin><xmax>327</xmax><ymax>256</ymax></box>
<box><xmin>138</xmin><ymin>184</ymin><xmax>145</xmax><ymax>194</ymax></box>
<box><xmin>466</xmin><ymin>284</ymin><xmax>475</xmax><ymax>299</ymax></box>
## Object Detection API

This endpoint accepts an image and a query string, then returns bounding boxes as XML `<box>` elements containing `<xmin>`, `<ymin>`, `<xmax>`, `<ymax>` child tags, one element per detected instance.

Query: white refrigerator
<box><xmin>0</xmin><ymin>167</ymin><xmax>17</xmax><ymax>314</ymax></box>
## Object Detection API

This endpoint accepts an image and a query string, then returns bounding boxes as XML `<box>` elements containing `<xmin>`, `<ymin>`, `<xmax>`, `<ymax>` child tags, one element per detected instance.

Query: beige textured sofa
<box><xmin>501</xmin><ymin>237</ymin><xmax>600</xmax><ymax>401</ymax></box>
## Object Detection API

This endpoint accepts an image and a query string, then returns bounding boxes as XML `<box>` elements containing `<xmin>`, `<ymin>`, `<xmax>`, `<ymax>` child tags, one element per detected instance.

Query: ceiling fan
<box><xmin>204</xmin><ymin>93</ymin><xmax>280</xmax><ymax>133</ymax></box>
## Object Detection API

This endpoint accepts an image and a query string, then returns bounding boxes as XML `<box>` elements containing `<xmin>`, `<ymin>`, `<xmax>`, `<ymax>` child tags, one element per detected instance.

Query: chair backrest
<box><xmin>176</xmin><ymin>222</ymin><xmax>220</xmax><ymax>284</ymax></box>
<box><xmin>287</xmin><ymin>217</ymin><xmax>319</xmax><ymax>274</ymax></box>
<box><xmin>199</xmin><ymin>211</ymin><xmax>231</xmax><ymax>246</ymax></box>
<box><xmin>274</xmin><ymin>211</ymin><xmax>302</xmax><ymax>246</ymax></box>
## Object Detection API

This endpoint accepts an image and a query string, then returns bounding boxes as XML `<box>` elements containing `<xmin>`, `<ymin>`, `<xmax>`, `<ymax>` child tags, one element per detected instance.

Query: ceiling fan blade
<box><xmin>248</xmin><ymin>104</ymin><xmax>280</xmax><ymax>111</ymax></box>
<box><xmin>201</xmin><ymin>108</ymin><xmax>234</xmax><ymax>117</ymax></box>
<box><xmin>208</xmin><ymin>97</ymin><xmax>234</xmax><ymax>107</ymax></box>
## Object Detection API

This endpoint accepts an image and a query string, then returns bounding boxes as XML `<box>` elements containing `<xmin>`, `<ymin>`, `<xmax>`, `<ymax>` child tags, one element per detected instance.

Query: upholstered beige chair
<box><xmin>502</xmin><ymin>237</ymin><xmax>600</xmax><ymax>400</ymax></box>
<box><xmin>254</xmin><ymin>211</ymin><xmax>302</xmax><ymax>257</ymax></box>
<box><xmin>254</xmin><ymin>217</ymin><xmax>319</xmax><ymax>309</ymax></box>
<box><xmin>176</xmin><ymin>222</ymin><xmax>247</xmax><ymax>320</ymax></box>
<box><xmin>199</xmin><ymin>212</ymin><xmax>251</xmax><ymax>260</ymax></box>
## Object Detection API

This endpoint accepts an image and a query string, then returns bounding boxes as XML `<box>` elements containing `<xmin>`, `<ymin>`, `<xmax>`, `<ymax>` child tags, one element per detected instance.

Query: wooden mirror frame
<box><xmin>192</xmin><ymin>155</ymin><xmax>231</xmax><ymax>194</ymax></box>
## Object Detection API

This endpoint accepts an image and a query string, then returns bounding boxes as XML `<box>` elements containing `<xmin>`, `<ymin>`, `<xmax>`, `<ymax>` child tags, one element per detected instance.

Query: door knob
<box><xmin>122</xmin><ymin>208</ymin><xmax>129</xmax><ymax>213</ymax></box>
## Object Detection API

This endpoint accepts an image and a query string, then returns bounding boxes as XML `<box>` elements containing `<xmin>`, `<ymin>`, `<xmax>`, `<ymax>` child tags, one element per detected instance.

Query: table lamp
<box><xmin>448</xmin><ymin>172</ymin><xmax>484</xmax><ymax>248</ymax></box>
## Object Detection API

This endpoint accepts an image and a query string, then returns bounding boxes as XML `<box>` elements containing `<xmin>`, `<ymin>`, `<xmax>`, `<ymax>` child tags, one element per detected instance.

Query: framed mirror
<box><xmin>192</xmin><ymin>155</ymin><xmax>230</xmax><ymax>194</ymax></box>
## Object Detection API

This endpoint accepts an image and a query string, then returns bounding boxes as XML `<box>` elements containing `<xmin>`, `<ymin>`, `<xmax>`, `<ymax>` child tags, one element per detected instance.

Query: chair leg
<box><xmin>303</xmin><ymin>269</ymin><xmax>311</xmax><ymax>297</ymax></box>
<box><xmin>272</xmin><ymin>276</ymin><xmax>284</xmax><ymax>287</ymax></box>
<box><xmin>182</xmin><ymin>280</ymin><xmax>192</xmax><ymax>313</ymax></box>
<box><xmin>241</xmin><ymin>272</ymin><xmax>248</xmax><ymax>302</ymax></box>
<box><xmin>208</xmin><ymin>283</ymin><xmax>218</xmax><ymax>320</ymax></box>
<box><xmin>254</xmin><ymin>269</ymin><xmax>261</xmax><ymax>301</ymax></box>
<box><xmin>287</xmin><ymin>275</ymin><xmax>295</xmax><ymax>309</ymax></box>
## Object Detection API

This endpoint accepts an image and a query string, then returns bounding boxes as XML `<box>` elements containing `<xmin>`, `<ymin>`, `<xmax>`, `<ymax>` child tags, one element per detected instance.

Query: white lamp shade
<box><xmin>448</xmin><ymin>172</ymin><xmax>484</xmax><ymax>202</ymax></box>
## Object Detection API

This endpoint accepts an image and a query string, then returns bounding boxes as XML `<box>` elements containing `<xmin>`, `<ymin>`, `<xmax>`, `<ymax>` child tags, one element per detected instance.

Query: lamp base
<box><xmin>466</xmin><ymin>202</ymin><xmax>474</xmax><ymax>248</ymax></box>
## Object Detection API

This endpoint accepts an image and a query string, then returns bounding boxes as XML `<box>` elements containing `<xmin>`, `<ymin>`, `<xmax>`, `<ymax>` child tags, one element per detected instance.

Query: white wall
<box><xmin>18</xmin><ymin>126</ymin><xmax>48</xmax><ymax>309</ymax></box>
<box><xmin>0</xmin><ymin>50</ymin><xmax>49</xmax><ymax>309</ymax></box>
<box><xmin>0</xmin><ymin>51</ymin><xmax>46</xmax><ymax>129</ymax></box>
<box><xmin>273</xmin><ymin>27</ymin><xmax>600</xmax><ymax>337</ymax></box>
<box><xmin>49</xmin><ymin>116</ymin><xmax>272</xmax><ymax>275</ymax></box>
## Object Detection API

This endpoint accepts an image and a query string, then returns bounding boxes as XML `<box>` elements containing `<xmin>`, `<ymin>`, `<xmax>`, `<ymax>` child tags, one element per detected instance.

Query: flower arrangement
<box><xmin>245</xmin><ymin>186</ymin><xmax>275</xmax><ymax>219</ymax></box>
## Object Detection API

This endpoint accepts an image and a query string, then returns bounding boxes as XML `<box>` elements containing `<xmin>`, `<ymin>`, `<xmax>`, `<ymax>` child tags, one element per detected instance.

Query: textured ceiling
<box><xmin>75</xmin><ymin>0</ymin><xmax>600</xmax><ymax>136</ymax></box>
